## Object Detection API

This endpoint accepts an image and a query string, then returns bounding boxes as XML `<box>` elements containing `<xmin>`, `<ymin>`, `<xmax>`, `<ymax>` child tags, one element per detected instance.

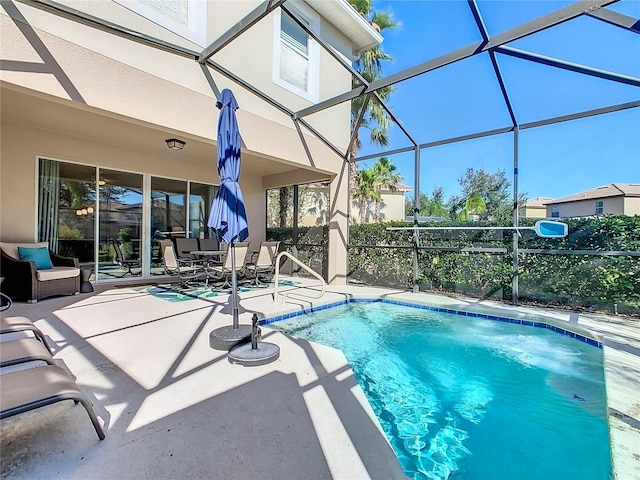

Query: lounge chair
<box><xmin>0</xmin><ymin>364</ymin><xmax>105</xmax><ymax>440</ymax></box>
<box><xmin>1</xmin><ymin>316</ymin><xmax>52</xmax><ymax>352</ymax></box>
<box><xmin>0</xmin><ymin>338</ymin><xmax>55</xmax><ymax>368</ymax></box>
<box><xmin>245</xmin><ymin>241</ymin><xmax>280</xmax><ymax>286</ymax></box>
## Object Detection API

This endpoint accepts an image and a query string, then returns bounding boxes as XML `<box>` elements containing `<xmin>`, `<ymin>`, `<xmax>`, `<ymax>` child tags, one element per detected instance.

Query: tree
<box><xmin>353</xmin><ymin>167</ymin><xmax>378</xmax><ymax>223</ymax></box>
<box><xmin>348</xmin><ymin>1</ymin><xmax>398</xmax><ymax>194</ymax></box>
<box><xmin>406</xmin><ymin>187</ymin><xmax>448</xmax><ymax>218</ymax></box>
<box><xmin>278</xmin><ymin>186</ymin><xmax>291</xmax><ymax>228</ymax></box>
<box><xmin>452</xmin><ymin>168</ymin><xmax>525</xmax><ymax>223</ymax></box>
<box><xmin>372</xmin><ymin>157</ymin><xmax>403</xmax><ymax>221</ymax></box>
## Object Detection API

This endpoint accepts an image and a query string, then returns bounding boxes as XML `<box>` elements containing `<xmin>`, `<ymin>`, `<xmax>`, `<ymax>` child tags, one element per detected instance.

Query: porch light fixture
<box><xmin>76</xmin><ymin>206</ymin><xmax>94</xmax><ymax>216</ymax></box>
<box><xmin>165</xmin><ymin>138</ymin><xmax>185</xmax><ymax>150</ymax></box>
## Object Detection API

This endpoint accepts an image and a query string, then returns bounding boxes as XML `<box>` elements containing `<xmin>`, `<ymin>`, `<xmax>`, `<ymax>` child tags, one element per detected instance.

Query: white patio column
<box><xmin>327</xmin><ymin>161</ymin><xmax>349</xmax><ymax>285</ymax></box>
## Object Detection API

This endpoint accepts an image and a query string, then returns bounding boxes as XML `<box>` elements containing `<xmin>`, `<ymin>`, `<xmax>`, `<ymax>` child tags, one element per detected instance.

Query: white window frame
<box><xmin>551</xmin><ymin>206</ymin><xmax>560</xmax><ymax>218</ymax></box>
<box><xmin>115</xmin><ymin>0</ymin><xmax>207</xmax><ymax>47</ymax></box>
<box><xmin>273</xmin><ymin>3</ymin><xmax>320</xmax><ymax>102</ymax></box>
<box><xmin>595</xmin><ymin>200</ymin><xmax>604</xmax><ymax>215</ymax></box>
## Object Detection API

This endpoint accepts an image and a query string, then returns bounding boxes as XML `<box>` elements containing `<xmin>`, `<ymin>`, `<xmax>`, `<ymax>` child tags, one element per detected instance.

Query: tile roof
<box><xmin>524</xmin><ymin>197</ymin><xmax>554</xmax><ymax>207</ymax></box>
<box><xmin>545</xmin><ymin>184</ymin><xmax>640</xmax><ymax>205</ymax></box>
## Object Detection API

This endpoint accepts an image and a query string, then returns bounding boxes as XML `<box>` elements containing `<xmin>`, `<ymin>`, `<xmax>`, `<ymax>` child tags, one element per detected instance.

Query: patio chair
<box><xmin>158</xmin><ymin>239</ymin><xmax>206</xmax><ymax>287</ymax></box>
<box><xmin>111</xmin><ymin>238</ymin><xmax>141</xmax><ymax>277</ymax></box>
<box><xmin>175</xmin><ymin>237</ymin><xmax>199</xmax><ymax>260</ymax></box>
<box><xmin>198</xmin><ymin>237</ymin><xmax>220</xmax><ymax>251</ymax></box>
<box><xmin>244</xmin><ymin>241</ymin><xmax>280</xmax><ymax>286</ymax></box>
<box><xmin>205</xmin><ymin>242</ymin><xmax>250</xmax><ymax>289</ymax></box>
<box><xmin>0</xmin><ymin>242</ymin><xmax>80</xmax><ymax>303</ymax></box>
<box><xmin>0</xmin><ymin>364</ymin><xmax>105</xmax><ymax>440</ymax></box>
<box><xmin>0</xmin><ymin>316</ymin><xmax>52</xmax><ymax>351</ymax></box>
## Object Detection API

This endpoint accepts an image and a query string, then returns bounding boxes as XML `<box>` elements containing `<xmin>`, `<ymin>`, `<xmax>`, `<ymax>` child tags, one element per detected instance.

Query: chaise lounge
<box><xmin>0</xmin><ymin>365</ymin><xmax>106</xmax><ymax>440</ymax></box>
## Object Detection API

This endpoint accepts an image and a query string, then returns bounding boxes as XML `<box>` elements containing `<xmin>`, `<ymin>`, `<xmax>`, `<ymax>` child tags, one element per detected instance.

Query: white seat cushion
<box><xmin>36</xmin><ymin>267</ymin><xmax>80</xmax><ymax>281</ymax></box>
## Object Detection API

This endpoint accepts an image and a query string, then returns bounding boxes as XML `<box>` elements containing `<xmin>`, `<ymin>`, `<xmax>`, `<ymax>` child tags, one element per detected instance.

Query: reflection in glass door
<box><xmin>97</xmin><ymin>169</ymin><xmax>143</xmax><ymax>279</ymax></box>
<box><xmin>189</xmin><ymin>182</ymin><xmax>216</xmax><ymax>240</ymax></box>
<box><xmin>38</xmin><ymin>160</ymin><xmax>97</xmax><ymax>276</ymax></box>
<box><xmin>150</xmin><ymin>177</ymin><xmax>187</xmax><ymax>274</ymax></box>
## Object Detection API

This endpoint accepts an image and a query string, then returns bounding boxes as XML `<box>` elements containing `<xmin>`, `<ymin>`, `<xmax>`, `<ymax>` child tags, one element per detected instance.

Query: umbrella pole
<box><xmin>231</xmin><ymin>242</ymin><xmax>239</xmax><ymax>329</ymax></box>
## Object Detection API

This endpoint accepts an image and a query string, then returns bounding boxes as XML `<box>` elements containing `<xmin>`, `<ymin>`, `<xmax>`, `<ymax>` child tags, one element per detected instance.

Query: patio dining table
<box><xmin>189</xmin><ymin>250</ymin><xmax>225</xmax><ymax>260</ymax></box>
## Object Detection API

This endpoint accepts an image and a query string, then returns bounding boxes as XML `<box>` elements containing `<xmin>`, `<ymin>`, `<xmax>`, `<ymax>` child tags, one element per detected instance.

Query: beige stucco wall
<box><xmin>546</xmin><ymin>197</ymin><xmax>626</xmax><ymax>218</ymax></box>
<box><xmin>0</xmin><ymin>121</ymin><xmax>258</xmax><ymax>240</ymax></box>
<box><xmin>380</xmin><ymin>191</ymin><xmax>407</xmax><ymax>221</ymax></box>
<box><xmin>0</xmin><ymin>0</ymin><xmax>359</xmax><ymax>285</ymax></box>
<box><xmin>623</xmin><ymin>196</ymin><xmax>640</xmax><ymax>215</ymax></box>
<box><xmin>0</xmin><ymin>0</ymin><xmax>352</xmax><ymax>152</ymax></box>
<box><xmin>523</xmin><ymin>206</ymin><xmax>547</xmax><ymax>218</ymax></box>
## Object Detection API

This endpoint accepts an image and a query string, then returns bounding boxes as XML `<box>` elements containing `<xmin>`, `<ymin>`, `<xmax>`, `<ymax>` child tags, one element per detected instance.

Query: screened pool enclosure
<box><xmin>7</xmin><ymin>0</ymin><xmax>639</xmax><ymax>314</ymax></box>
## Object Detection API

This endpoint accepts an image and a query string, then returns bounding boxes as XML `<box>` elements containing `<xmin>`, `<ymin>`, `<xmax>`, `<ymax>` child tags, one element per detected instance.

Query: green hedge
<box><xmin>269</xmin><ymin>215</ymin><xmax>640</xmax><ymax>315</ymax></box>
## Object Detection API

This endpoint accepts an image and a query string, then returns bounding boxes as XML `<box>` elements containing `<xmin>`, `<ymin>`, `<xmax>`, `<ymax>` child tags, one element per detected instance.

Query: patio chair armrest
<box><xmin>1</xmin><ymin>251</ymin><xmax>37</xmax><ymax>279</ymax></box>
<box><xmin>247</xmin><ymin>251</ymin><xmax>259</xmax><ymax>266</ymax></box>
<box><xmin>49</xmin><ymin>251</ymin><xmax>79</xmax><ymax>268</ymax></box>
<box><xmin>0</xmin><ymin>251</ymin><xmax>38</xmax><ymax>300</ymax></box>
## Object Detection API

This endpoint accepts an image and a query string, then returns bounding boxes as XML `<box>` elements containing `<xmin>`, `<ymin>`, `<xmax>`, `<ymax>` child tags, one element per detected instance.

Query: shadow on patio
<box><xmin>1</xmin><ymin>283</ymin><xmax>405</xmax><ymax>480</ymax></box>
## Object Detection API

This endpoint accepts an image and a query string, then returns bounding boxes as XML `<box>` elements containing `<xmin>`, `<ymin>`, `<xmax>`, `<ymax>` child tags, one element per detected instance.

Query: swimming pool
<box><xmin>270</xmin><ymin>301</ymin><xmax>611</xmax><ymax>480</ymax></box>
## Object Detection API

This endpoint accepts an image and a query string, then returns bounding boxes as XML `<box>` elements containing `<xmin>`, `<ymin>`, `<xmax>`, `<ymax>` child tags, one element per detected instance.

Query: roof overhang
<box><xmin>305</xmin><ymin>0</ymin><xmax>383</xmax><ymax>53</ymax></box>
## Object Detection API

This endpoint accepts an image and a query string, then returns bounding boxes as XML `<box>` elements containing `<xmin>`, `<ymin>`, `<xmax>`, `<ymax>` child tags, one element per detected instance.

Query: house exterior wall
<box><xmin>623</xmin><ymin>197</ymin><xmax>640</xmax><ymax>215</ymax></box>
<box><xmin>545</xmin><ymin>196</ymin><xmax>626</xmax><ymax>218</ymax></box>
<box><xmin>0</xmin><ymin>0</ymin><xmax>353</xmax><ymax>151</ymax></box>
<box><xmin>350</xmin><ymin>190</ymin><xmax>408</xmax><ymax>223</ymax></box>
<box><xmin>0</xmin><ymin>121</ymin><xmax>263</xmax><ymax>244</ymax></box>
<box><xmin>0</xmin><ymin>0</ymin><xmax>364</xmax><ymax>285</ymax></box>
<box><xmin>523</xmin><ymin>206</ymin><xmax>547</xmax><ymax>218</ymax></box>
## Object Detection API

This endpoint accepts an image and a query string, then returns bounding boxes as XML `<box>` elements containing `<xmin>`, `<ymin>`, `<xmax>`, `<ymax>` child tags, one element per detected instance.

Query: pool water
<box><xmin>272</xmin><ymin>302</ymin><xmax>611</xmax><ymax>480</ymax></box>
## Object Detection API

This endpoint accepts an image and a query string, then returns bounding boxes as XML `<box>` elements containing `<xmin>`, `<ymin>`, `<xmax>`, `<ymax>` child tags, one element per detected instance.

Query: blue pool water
<box><xmin>271</xmin><ymin>302</ymin><xmax>611</xmax><ymax>480</ymax></box>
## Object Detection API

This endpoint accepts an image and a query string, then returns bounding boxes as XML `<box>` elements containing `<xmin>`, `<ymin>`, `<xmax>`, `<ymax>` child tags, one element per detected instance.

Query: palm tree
<box><xmin>353</xmin><ymin>167</ymin><xmax>378</xmax><ymax>223</ymax></box>
<box><xmin>372</xmin><ymin>157</ymin><xmax>403</xmax><ymax>221</ymax></box>
<box><xmin>348</xmin><ymin>1</ymin><xmax>398</xmax><ymax>192</ymax></box>
<box><xmin>278</xmin><ymin>186</ymin><xmax>291</xmax><ymax>228</ymax></box>
<box><xmin>456</xmin><ymin>193</ymin><xmax>487</xmax><ymax>221</ymax></box>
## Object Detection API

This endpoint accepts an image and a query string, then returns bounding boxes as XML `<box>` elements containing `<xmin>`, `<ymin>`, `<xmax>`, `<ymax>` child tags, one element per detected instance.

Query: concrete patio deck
<box><xmin>1</xmin><ymin>278</ymin><xmax>639</xmax><ymax>480</ymax></box>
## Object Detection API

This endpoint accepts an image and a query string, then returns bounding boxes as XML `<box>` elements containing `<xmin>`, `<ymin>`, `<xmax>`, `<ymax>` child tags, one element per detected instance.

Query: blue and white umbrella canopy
<box><xmin>208</xmin><ymin>89</ymin><xmax>249</xmax><ymax>244</ymax></box>
<box><xmin>208</xmin><ymin>89</ymin><xmax>248</xmax><ymax>332</ymax></box>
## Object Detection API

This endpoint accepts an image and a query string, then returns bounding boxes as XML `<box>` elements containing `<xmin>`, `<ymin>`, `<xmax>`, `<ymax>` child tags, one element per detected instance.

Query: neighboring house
<box><xmin>544</xmin><ymin>184</ymin><xmax>640</xmax><ymax>218</ymax></box>
<box><xmin>0</xmin><ymin>0</ymin><xmax>382</xmax><ymax>285</ymax></box>
<box><xmin>286</xmin><ymin>181</ymin><xmax>410</xmax><ymax>227</ymax></box>
<box><xmin>350</xmin><ymin>182</ymin><xmax>412</xmax><ymax>224</ymax></box>
<box><xmin>522</xmin><ymin>197</ymin><xmax>554</xmax><ymax>218</ymax></box>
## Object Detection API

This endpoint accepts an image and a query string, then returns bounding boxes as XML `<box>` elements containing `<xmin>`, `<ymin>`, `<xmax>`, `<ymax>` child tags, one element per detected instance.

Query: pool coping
<box><xmin>261</xmin><ymin>296</ymin><xmax>605</xmax><ymax>348</ymax></box>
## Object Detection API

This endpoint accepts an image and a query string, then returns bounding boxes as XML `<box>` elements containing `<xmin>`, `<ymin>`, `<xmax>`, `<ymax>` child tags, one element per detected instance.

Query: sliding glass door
<box><xmin>150</xmin><ymin>177</ymin><xmax>187</xmax><ymax>274</ymax></box>
<box><xmin>97</xmin><ymin>169</ymin><xmax>143</xmax><ymax>279</ymax></box>
<box><xmin>37</xmin><ymin>158</ymin><xmax>215</xmax><ymax>282</ymax></box>
<box><xmin>38</xmin><ymin>160</ymin><xmax>97</xmax><ymax>272</ymax></box>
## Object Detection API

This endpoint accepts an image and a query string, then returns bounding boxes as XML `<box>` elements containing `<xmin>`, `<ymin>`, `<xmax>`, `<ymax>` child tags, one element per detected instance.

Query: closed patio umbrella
<box><xmin>208</xmin><ymin>89</ymin><xmax>250</xmax><ymax>347</ymax></box>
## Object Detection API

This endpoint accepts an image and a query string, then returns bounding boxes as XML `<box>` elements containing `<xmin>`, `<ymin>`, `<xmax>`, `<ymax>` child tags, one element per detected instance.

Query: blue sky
<box><xmin>354</xmin><ymin>0</ymin><xmax>640</xmax><ymax>202</ymax></box>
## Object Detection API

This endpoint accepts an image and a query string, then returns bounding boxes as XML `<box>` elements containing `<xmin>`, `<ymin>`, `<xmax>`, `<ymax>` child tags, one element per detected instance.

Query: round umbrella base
<box><xmin>228</xmin><ymin>342</ymin><xmax>280</xmax><ymax>367</ymax></box>
<box><xmin>209</xmin><ymin>325</ymin><xmax>261</xmax><ymax>351</ymax></box>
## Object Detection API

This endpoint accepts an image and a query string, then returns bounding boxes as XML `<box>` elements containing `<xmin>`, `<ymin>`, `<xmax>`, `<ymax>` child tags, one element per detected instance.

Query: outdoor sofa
<box><xmin>0</xmin><ymin>242</ymin><xmax>80</xmax><ymax>303</ymax></box>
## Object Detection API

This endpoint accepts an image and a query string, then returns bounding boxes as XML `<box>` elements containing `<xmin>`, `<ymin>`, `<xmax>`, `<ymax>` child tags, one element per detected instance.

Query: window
<box><xmin>595</xmin><ymin>200</ymin><xmax>604</xmax><ymax>215</ymax></box>
<box><xmin>115</xmin><ymin>0</ymin><xmax>207</xmax><ymax>46</ymax></box>
<box><xmin>551</xmin><ymin>206</ymin><xmax>559</xmax><ymax>218</ymax></box>
<box><xmin>273</xmin><ymin>6</ymin><xmax>319</xmax><ymax>101</ymax></box>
